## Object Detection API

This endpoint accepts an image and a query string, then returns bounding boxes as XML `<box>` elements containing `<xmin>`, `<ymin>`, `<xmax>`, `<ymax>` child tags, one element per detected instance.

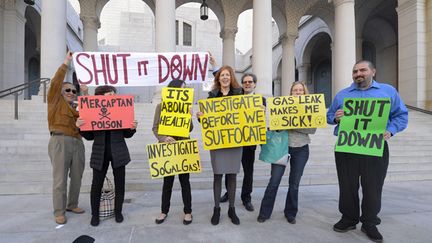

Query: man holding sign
<box><xmin>327</xmin><ymin>60</ymin><xmax>408</xmax><ymax>242</ymax></box>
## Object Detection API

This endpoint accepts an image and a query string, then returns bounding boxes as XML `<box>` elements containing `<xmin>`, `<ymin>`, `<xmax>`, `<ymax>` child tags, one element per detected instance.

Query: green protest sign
<box><xmin>335</xmin><ymin>98</ymin><xmax>391</xmax><ymax>157</ymax></box>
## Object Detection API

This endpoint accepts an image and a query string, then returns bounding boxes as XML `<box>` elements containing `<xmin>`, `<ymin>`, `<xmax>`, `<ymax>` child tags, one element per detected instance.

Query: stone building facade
<box><xmin>1</xmin><ymin>0</ymin><xmax>431</xmax><ymax>110</ymax></box>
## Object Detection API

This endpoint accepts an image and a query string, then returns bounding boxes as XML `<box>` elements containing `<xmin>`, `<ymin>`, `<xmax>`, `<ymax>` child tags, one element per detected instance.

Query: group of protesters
<box><xmin>47</xmin><ymin>51</ymin><xmax>407</xmax><ymax>243</ymax></box>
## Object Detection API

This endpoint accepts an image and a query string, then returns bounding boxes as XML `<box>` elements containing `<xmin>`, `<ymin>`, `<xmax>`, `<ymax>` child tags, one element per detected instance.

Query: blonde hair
<box><xmin>290</xmin><ymin>81</ymin><xmax>309</xmax><ymax>95</ymax></box>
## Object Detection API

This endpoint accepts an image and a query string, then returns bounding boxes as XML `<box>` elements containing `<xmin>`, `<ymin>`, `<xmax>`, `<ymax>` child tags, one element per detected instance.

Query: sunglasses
<box><xmin>242</xmin><ymin>81</ymin><xmax>254</xmax><ymax>84</ymax></box>
<box><xmin>64</xmin><ymin>88</ymin><xmax>77</xmax><ymax>94</ymax></box>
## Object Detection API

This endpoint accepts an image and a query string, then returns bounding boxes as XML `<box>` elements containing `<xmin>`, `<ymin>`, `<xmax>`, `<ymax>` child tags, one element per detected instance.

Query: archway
<box><xmin>176</xmin><ymin>2</ymin><xmax>221</xmax><ymax>101</ymax></box>
<box><xmin>24</xmin><ymin>6</ymin><xmax>41</xmax><ymax>99</ymax></box>
<box><xmin>98</xmin><ymin>0</ymin><xmax>155</xmax><ymax>102</ymax></box>
<box><xmin>362</xmin><ymin>17</ymin><xmax>397</xmax><ymax>88</ymax></box>
<box><xmin>302</xmin><ymin>32</ymin><xmax>332</xmax><ymax>107</ymax></box>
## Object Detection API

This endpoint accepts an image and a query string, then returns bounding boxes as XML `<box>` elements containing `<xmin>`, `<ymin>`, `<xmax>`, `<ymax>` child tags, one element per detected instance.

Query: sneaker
<box><xmin>55</xmin><ymin>215</ymin><xmax>67</xmax><ymax>224</ymax></box>
<box><xmin>333</xmin><ymin>219</ymin><xmax>356</xmax><ymax>232</ymax></box>
<box><xmin>361</xmin><ymin>224</ymin><xmax>383</xmax><ymax>242</ymax></box>
<box><xmin>66</xmin><ymin>207</ymin><xmax>85</xmax><ymax>214</ymax></box>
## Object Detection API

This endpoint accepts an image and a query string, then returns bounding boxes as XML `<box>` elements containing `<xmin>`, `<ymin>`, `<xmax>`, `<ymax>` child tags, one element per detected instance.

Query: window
<box><xmin>183</xmin><ymin>22</ymin><xmax>192</xmax><ymax>46</ymax></box>
<box><xmin>176</xmin><ymin>20</ymin><xmax>179</xmax><ymax>45</ymax></box>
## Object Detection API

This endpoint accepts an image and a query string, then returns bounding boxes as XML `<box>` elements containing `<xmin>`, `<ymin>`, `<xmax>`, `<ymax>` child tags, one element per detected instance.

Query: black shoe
<box><xmin>286</xmin><ymin>216</ymin><xmax>296</xmax><ymax>224</ymax></box>
<box><xmin>220</xmin><ymin>193</ymin><xmax>229</xmax><ymax>203</ymax></box>
<box><xmin>211</xmin><ymin>207</ymin><xmax>221</xmax><ymax>225</ymax></box>
<box><xmin>115</xmin><ymin>213</ymin><xmax>124</xmax><ymax>223</ymax></box>
<box><xmin>155</xmin><ymin>214</ymin><xmax>168</xmax><ymax>224</ymax></box>
<box><xmin>228</xmin><ymin>207</ymin><xmax>240</xmax><ymax>225</ymax></box>
<box><xmin>333</xmin><ymin>219</ymin><xmax>357</xmax><ymax>232</ymax></box>
<box><xmin>183</xmin><ymin>214</ymin><xmax>193</xmax><ymax>225</ymax></box>
<box><xmin>361</xmin><ymin>224</ymin><xmax>383</xmax><ymax>242</ymax></box>
<box><xmin>242</xmin><ymin>201</ymin><xmax>254</xmax><ymax>212</ymax></box>
<box><xmin>90</xmin><ymin>216</ymin><xmax>99</xmax><ymax>226</ymax></box>
<box><xmin>257</xmin><ymin>216</ymin><xmax>267</xmax><ymax>223</ymax></box>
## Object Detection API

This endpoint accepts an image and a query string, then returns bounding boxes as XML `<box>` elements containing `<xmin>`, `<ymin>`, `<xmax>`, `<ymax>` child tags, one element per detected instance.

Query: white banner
<box><xmin>72</xmin><ymin>52</ymin><xmax>209</xmax><ymax>87</ymax></box>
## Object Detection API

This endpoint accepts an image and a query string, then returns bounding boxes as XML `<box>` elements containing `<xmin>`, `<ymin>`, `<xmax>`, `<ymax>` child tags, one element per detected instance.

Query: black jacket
<box><xmin>81</xmin><ymin>129</ymin><xmax>136</xmax><ymax>171</ymax></box>
<box><xmin>208</xmin><ymin>87</ymin><xmax>243</xmax><ymax>98</ymax></box>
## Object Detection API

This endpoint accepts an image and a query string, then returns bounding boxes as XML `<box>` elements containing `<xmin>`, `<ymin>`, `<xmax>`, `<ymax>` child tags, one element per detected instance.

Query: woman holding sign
<box><xmin>257</xmin><ymin>81</ymin><xmax>316</xmax><ymax>224</ymax></box>
<box><xmin>152</xmin><ymin>79</ymin><xmax>194</xmax><ymax>225</ymax></box>
<box><xmin>196</xmin><ymin>66</ymin><xmax>243</xmax><ymax>225</ymax></box>
<box><xmin>76</xmin><ymin>85</ymin><xmax>138</xmax><ymax>227</ymax></box>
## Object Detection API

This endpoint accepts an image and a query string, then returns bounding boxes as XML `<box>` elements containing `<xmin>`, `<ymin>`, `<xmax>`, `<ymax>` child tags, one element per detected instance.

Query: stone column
<box><xmin>298</xmin><ymin>63</ymin><xmax>311</xmax><ymax>84</ymax></box>
<box><xmin>80</xmin><ymin>16</ymin><xmax>100</xmax><ymax>51</ymax></box>
<box><xmin>333</xmin><ymin>0</ymin><xmax>356</xmax><ymax>95</ymax></box>
<box><xmin>153</xmin><ymin>0</ymin><xmax>176</xmax><ymax>103</ymax></box>
<box><xmin>426</xmin><ymin>0</ymin><xmax>432</xmax><ymax>110</ymax></box>
<box><xmin>280</xmin><ymin>34</ymin><xmax>297</xmax><ymax>96</ymax></box>
<box><xmin>252</xmin><ymin>0</ymin><xmax>272</xmax><ymax>97</ymax></box>
<box><xmin>273</xmin><ymin>79</ymin><xmax>281</xmax><ymax>97</ymax></box>
<box><xmin>1</xmin><ymin>2</ymin><xmax>26</xmax><ymax>91</ymax></box>
<box><xmin>397</xmin><ymin>0</ymin><xmax>427</xmax><ymax>108</ymax></box>
<box><xmin>40</xmin><ymin>0</ymin><xmax>67</xmax><ymax>85</ymax></box>
<box><xmin>155</xmin><ymin>0</ymin><xmax>175</xmax><ymax>52</ymax></box>
<box><xmin>331</xmin><ymin>42</ymin><xmax>335</xmax><ymax>98</ymax></box>
<box><xmin>220</xmin><ymin>27</ymin><xmax>237</xmax><ymax>67</ymax></box>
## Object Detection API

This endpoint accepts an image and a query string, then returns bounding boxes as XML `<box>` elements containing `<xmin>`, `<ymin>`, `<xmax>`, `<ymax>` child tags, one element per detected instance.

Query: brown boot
<box><xmin>55</xmin><ymin>215</ymin><xmax>67</xmax><ymax>224</ymax></box>
<box><xmin>66</xmin><ymin>207</ymin><xmax>85</xmax><ymax>214</ymax></box>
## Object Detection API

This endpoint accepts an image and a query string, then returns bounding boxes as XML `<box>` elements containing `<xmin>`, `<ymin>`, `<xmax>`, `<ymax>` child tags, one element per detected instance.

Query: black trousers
<box><xmin>161</xmin><ymin>173</ymin><xmax>192</xmax><ymax>214</ymax></box>
<box><xmin>335</xmin><ymin>142</ymin><xmax>389</xmax><ymax>226</ymax></box>
<box><xmin>224</xmin><ymin>145</ymin><xmax>256</xmax><ymax>203</ymax></box>
<box><xmin>90</xmin><ymin>156</ymin><xmax>125</xmax><ymax>217</ymax></box>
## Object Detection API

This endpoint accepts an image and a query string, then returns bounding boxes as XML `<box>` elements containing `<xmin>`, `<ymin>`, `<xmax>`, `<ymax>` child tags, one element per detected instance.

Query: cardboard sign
<box><xmin>335</xmin><ymin>98</ymin><xmax>391</xmax><ymax>157</ymax></box>
<box><xmin>147</xmin><ymin>139</ymin><xmax>201</xmax><ymax>179</ymax></box>
<box><xmin>198</xmin><ymin>94</ymin><xmax>266</xmax><ymax>150</ymax></box>
<box><xmin>268</xmin><ymin>94</ymin><xmax>327</xmax><ymax>130</ymax></box>
<box><xmin>73</xmin><ymin>52</ymin><xmax>209</xmax><ymax>86</ymax></box>
<box><xmin>78</xmin><ymin>95</ymin><xmax>134</xmax><ymax>131</ymax></box>
<box><xmin>158</xmin><ymin>87</ymin><xmax>194</xmax><ymax>138</ymax></box>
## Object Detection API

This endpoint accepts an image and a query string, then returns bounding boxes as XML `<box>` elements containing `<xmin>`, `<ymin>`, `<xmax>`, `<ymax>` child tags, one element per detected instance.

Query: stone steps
<box><xmin>0</xmin><ymin>99</ymin><xmax>431</xmax><ymax>194</ymax></box>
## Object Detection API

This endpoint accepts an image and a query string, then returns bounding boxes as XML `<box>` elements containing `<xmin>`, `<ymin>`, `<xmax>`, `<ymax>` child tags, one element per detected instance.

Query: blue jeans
<box><xmin>258</xmin><ymin>145</ymin><xmax>309</xmax><ymax>219</ymax></box>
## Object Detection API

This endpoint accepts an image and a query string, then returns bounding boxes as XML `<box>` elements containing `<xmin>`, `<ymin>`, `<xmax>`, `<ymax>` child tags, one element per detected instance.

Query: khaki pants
<box><xmin>48</xmin><ymin>135</ymin><xmax>85</xmax><ymax>216</ymax></box>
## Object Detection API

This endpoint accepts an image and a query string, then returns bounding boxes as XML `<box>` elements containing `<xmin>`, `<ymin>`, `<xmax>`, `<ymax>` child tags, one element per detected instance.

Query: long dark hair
<box><xmin>167</xmin><ymin>79</ymin><xmax>186</xmax><ymax>88</ymax></box>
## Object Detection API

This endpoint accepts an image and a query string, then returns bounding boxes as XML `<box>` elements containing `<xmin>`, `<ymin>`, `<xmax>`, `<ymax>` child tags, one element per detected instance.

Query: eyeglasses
<box><xmin>64</xmin><ymin>88</ymin><xmax>77</xmax><ymax>94</ymax></box>
<box><xmin>242</xmin><ymin>81</ymin><xmax>254</xmax><ymax>84</ymax></box>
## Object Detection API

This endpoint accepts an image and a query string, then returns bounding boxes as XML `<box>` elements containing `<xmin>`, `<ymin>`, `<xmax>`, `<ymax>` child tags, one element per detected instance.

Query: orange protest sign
<box><xmin>78</xmin><ymin>95</ymin><xmax>135</xmax><ymax>131</ymax></box>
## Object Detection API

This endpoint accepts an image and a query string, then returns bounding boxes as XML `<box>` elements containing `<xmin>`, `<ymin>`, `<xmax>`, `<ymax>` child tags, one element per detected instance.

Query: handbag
<box><xmin>259</xmin><ymin>130</ymin><xmax>290</xmax><ymax>166</ymax></box>
<box><xmin>99</xmin><ymin>177</ymin><xmax>115</xmax><ymax>219</ymax></box>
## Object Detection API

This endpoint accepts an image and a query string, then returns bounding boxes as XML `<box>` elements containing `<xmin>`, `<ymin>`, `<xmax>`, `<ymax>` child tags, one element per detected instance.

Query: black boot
<box><xmin>90</xmin><ymin>216</ymin><xmax>100</xmax><ymax>226</ymax></box>
<box><xmin>220</xmin><ymin>192</ymin><xmax>229</xmax><ymax>203</ymax></box>
<box><xmin>228</xmin><ymin>207</ymin><xmax>240</xmax><ymax>225</ymax></box>
<box><xmin>211</xmin><ymin>207</ymin><xmax>221</xmax><ymax>225</ymax></box>
<box><xmin>115</xmin><ymin>212</ymin><xmax>124</xmax><ymax>223</ymax></box>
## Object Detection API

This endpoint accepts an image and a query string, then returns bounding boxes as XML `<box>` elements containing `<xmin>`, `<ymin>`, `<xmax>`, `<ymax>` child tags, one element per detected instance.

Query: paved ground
<box><xmin>0</xmin><ymin>180</ymin><xmax>431</xmax><ymax>243</ymax></box>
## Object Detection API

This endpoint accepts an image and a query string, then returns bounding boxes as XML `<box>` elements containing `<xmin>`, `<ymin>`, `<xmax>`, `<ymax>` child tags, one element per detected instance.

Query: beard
<box><xmin>354</xmin><ymin>76</ymin><xmax>371</xmax><ymax>88</ymax></box>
